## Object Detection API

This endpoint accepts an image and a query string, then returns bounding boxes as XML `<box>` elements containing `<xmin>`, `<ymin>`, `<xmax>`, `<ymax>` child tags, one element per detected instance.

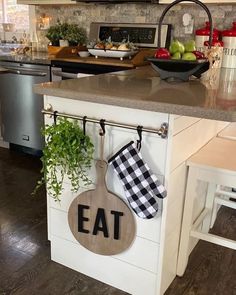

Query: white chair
<box><xmin>177</xmin><ymin>137</ymin><xmax>236</xmax><ymax>277</ymax></box>
<box><xmin>210</xmin><ymin>185</ymin><xmax>236</xmax><ymax>228</ymax></box>
<box><xmin>211</xmin><ymin>122</ymin><xmax>236</xmax><ymax>227</ymax></box>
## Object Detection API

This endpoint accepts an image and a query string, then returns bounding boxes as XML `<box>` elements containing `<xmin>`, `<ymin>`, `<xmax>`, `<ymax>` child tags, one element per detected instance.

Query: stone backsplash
<box><xmin>36</xmin><ymin>3</ymin><xmax>236</xmax><ymax>46</ymax></box>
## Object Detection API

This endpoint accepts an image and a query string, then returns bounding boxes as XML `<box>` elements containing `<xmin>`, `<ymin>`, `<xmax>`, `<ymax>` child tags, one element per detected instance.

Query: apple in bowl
<box><xmin>154</xmin><ymin>40</ymin><xmax>206</xmax><ymax>61</ymax></box>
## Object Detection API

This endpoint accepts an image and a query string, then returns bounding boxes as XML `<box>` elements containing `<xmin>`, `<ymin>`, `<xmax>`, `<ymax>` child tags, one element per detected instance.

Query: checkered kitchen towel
<box><xmin>108</xmin><ymin>141</ymin><xmax>167</xmax><ymax>219</ymax></box>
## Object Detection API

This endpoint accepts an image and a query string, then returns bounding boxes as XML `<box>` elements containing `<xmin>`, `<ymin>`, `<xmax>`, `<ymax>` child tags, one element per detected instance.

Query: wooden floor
<box><xmin>0</xmin><ymin>147</ymin><xmax>235</xmax><ymax>295</ymax></box>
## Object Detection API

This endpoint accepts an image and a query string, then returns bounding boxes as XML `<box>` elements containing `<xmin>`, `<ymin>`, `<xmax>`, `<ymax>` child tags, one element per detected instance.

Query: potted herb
<box><xmin>33</xmin><ymin>117</ymin><xmax>94</xmax><ymax>202</ymax></box>
<box><xmin>63</xmin><ymin>24</ymin><xmax>87</xmax><ymax>46</ymax></box>
<box><xmin>45</xmin><ymin>23</ymin><xmax>62</xmax><ymax>46</ymax></box>
<box><xmin>46</xmin><ymin>22</ymin><xmax>87</xmax><ymax>47</ymax></box>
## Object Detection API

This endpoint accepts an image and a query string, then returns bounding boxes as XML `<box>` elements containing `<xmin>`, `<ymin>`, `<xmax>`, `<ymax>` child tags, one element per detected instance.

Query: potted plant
<box><xmin>33</xmin><ymin>117</ymin><xmax>94</xmax><ymax>202</ymax></box>
<box><xmin>63</xmin><ymin>23</ymin><xmax>87</xmax><ymax>46</ymax></box>
<box><xmin>46</xmin><ymin>22</ymin><xmax>87</xmax><ymax>47</ymax></box>
<box><xmin>45</xmin><ymin>23</ymin><xmax>62</xmax><ymax>46</ymax></box>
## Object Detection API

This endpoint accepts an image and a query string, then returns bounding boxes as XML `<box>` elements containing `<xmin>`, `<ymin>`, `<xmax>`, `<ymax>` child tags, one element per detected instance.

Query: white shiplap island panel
<box><xmin>43</xmin><ymin>94</ymin><xmax>227</xmax><ymax>295</ymax></box>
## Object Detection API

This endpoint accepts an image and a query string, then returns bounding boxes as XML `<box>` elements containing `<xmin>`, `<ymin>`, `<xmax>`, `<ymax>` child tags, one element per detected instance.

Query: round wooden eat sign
<box><xmin>68</xmin><ymin>160</ymin><xmax>136</xmax><ymax>256</ymax></box>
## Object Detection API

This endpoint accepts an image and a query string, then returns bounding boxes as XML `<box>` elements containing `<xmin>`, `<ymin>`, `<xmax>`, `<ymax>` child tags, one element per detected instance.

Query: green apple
<box><xmin>182</xmin><ymin>52</ymin><xmax>197</xmax><ymax>61</ymax></box>
<box><xmin>171</xmin><ymin>52</ymin><xmax>182</xmax><ymax>60</ymax></box>
<box><xmin>184</xmin><ymin>40</ymin><xmax>196</xmax><ymax>52</ymax></box>
<box><xmin>169</xmin><ymin>40</ymin><xmax>185</xmax><ymax>55</ymax></box>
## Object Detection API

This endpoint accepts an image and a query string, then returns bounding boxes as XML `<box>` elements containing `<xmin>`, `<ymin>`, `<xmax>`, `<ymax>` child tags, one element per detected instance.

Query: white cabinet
<box><xmin>17</xmin><ymin>0</ymin><xmax>75</xmax><ymax>4</ymax></box>
<box><xmin>43</xmin><ymin>95</ymin><xmax>228</xmax><ymax>295</ymax></box>
<box><xmin>44</xmin><ymin>95</ymin><xmax>169</xmax><ymax>295</ymax></box>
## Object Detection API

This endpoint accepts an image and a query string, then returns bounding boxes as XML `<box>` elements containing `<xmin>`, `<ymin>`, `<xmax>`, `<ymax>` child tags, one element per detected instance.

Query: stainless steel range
<box><xmin>89</xmin><ymin>22</ymin><xmax>171</xmax><ymax>48</ymax></box>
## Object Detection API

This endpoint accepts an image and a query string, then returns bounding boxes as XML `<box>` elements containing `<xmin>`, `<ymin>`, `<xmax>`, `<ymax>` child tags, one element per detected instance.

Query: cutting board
<box><xmin>48</xmin><ymin>45</ymin><xmax>86</xmax><ymax>57</ymax></box>
<box><xmin>68</xmin><ymin>159</ymin><xmax>136</xmax><ymax>255</ymax></box>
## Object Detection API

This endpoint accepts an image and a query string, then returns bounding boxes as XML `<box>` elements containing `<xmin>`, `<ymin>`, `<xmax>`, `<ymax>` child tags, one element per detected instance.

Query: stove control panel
<box><xmin>90</xmin><ymin>23</ymin><xmax>171</xmax><ymax>48</ymax></box>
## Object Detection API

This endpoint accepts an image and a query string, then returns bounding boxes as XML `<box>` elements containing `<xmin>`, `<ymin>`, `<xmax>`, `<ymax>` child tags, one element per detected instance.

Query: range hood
<box><xmin>73</xmin><ymin>0</ymin><xmax>158</xmax><ymax>3</ymax></box>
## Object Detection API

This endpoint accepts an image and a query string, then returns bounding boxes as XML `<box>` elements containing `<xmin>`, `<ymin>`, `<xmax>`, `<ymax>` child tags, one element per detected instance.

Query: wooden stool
<box><xmin>177</xmin><ymin>137</ymin><xmax>236</xmax><ymax>277</ymax></box>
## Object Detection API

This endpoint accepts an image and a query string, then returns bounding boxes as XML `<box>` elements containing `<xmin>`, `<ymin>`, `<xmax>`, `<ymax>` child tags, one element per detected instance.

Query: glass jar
<box><xmin>204</xmin><ymin>39</ymin><xmax>224</xmax><ymax>69</ymax></box>
<box><xmin>222</xmin><ymin>22</ymin><xmax>236</xmax><ymax>69</ymax></box>
<box><xmin>201</xmin><ymin>39</ymin><xmax>223</xmax><ymax>84</ymax></box>
<box><xmin>30</xmin><ymin>30</ymin><xmax>38</xmax><ymax>52</ymax></box>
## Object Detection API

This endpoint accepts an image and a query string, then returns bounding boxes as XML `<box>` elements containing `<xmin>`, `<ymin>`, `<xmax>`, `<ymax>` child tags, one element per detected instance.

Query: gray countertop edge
<box><xmin>34</xmin><ymin>84</ymin><xmax>234</xmax><ymax>122</ymax></box>
<box><xmin>0</xmin><ymin>56</ymin><xmax>51</xmax><ymax>65</ymax></box>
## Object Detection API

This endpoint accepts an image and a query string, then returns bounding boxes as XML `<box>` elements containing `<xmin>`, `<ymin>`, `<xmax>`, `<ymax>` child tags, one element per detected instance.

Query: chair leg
<box><xmin>177</xmin><ymin>167</ymin><xmax>198</xmax><ymax>277</ymax></box>
<box><xmin>202</xmin><ymin>183</ymin><xmax>217</xmax><ymax>233</ymax></box>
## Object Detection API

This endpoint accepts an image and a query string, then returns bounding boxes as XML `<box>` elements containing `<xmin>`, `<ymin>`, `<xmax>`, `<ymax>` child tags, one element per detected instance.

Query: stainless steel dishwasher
<box><xmin>0</xmin><ymin>61</ymin><xmax>50</xmax><ymax>155</ymax></box>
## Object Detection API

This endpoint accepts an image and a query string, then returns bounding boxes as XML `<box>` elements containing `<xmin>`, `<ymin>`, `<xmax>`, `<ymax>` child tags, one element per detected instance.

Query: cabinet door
<box><xmin>17</xmin><ymin>0</ymin><xmax>75</xmax><ymax>4</ymax></box>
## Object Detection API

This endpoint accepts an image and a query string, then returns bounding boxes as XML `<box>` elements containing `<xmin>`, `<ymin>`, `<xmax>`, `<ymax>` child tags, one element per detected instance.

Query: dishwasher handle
<box><xmin>5</xmin><ymin>68</ymin><xmax>48</xmax><ymax>77</ymax></box>
<box><xmin>51</xmin><ymin>70</ymin><xmax>78</xmax><ymax>79</ymax></box>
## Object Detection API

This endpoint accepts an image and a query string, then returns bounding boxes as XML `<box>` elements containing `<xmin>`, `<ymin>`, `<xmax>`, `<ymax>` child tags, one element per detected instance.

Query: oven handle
<box><xmin>51</xmin><ymin>70</ymin><xmax>78</xmax><ymax>79</ymax></box>
<box><xmin>5</xmin><ymin>68</ymin><xmax>47</xmax><ymax>77</ymax></box>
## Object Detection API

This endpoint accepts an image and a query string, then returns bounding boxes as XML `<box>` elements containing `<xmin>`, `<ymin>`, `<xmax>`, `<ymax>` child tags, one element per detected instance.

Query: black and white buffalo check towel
<box><xmin>108</xmin><ymin>141</ymin><xmax>167</xmax><ymax>219</ymax></box>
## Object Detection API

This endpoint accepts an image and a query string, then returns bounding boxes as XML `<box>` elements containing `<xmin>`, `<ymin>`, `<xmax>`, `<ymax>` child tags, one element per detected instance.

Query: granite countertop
<box><xmin>0</xmin><ymin>52</ymin><xmax>51</xmax><ymax>65</ymax></box>
<box><xmin>0</xmin><ymin>51</ymin><xmax>136</xmax><ymax>68</ymax></box>
<box><xmin>34</xmin><ymin>66</ymin><xmax>236</xmax><ymax>122</ymax></box>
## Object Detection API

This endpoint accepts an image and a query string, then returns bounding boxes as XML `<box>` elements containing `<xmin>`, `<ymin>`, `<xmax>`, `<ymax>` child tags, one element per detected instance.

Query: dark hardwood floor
<box><xmin>0</xmin><ymin>147</ymin><xmax>235</xmax><ymax>295</ymax></box>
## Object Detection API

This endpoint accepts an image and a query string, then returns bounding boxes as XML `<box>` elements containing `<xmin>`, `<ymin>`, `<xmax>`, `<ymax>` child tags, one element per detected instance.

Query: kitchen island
<box><xmin>34</xmin><ymin>66</ymin><xmax>236</xmax><ymax>295</ymax></box>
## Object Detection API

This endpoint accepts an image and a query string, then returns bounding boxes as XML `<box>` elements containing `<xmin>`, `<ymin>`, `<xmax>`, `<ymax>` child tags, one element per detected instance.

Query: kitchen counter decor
<box><xmin>46</xmin><ymin>22</ymin><xmax>87</xmax><ymax>47</ymax></box>
<box><xmin>33</xmin><ymin>117</ymin><xmax>94</xmax><ymax>202</ymax></box>
<box><xmin>46</xmin><ymin>22</ymin><xmax>87</xmax><ymax>57</ymax></box>
<box><xmin>88</xmin><ymin>39</ymin><xmax>139</xmax><ymax>61</ymax></box>
<box><xmin>48</xmin><ymin>45</ymin><xmax>87</xmax><ymax>58</ymax></box>
<box><xmin>0</xmin><ymin>43</ymin><xmax>30</xmax><ymax>56</ymax></box>
<box><xmin>108</xmin><ymin>140</ymin><xmax>167</xmax><ymax>219</ymax></box>
<box><xmin>88</xmin><ymin>48</ymin><xmax>138</xmax><ymax>61</ymax></box>
<box><xmin>148</xmin><ymin>0</ymin><xmax>212</xmax><ymax>81</ymax></box>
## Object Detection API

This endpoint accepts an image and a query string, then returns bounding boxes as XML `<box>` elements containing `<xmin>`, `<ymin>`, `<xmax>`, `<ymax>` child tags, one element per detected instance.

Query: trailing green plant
<box><xmin>46</xmin><ymin>22</ymin><xmax>87</xmax><ymax>46</ymax></box>
<box><xmin>33</xmin><ymin>117</ymin><xmax>94</xmax><ymax>202</ymax></box>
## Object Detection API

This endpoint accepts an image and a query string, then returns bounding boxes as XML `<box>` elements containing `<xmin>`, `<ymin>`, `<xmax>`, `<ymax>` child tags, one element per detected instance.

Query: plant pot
<box><xmin>59</xmin><ymin>39</ymin><xmax>69</xmax><ymax>47</ymax></box>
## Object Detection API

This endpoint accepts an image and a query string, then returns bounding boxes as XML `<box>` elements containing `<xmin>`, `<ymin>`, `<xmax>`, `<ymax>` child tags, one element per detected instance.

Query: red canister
<box><xmin>222</xmin><ymin>22</ymin><xmax>236</xmax><ymax>68</ymax></box>
<box><xmin>195</xmin><ymin>22</ymin><xmax>220</xmax><ymax>52</ymax></box>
